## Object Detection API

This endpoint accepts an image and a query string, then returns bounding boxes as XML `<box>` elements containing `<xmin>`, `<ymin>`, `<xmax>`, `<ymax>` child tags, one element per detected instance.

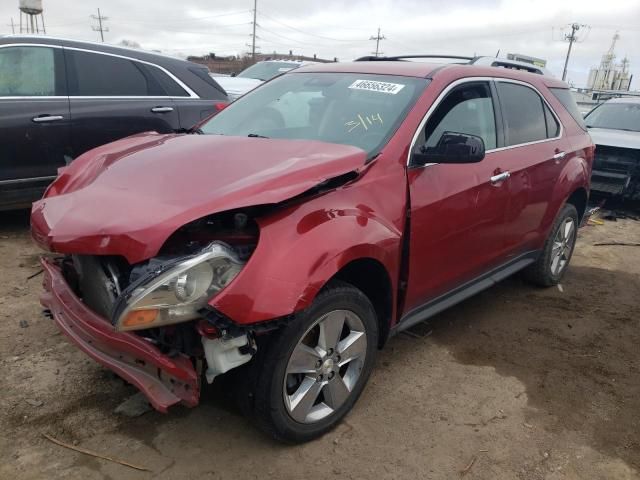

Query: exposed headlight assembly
<box><xmin>113</xmin><ymin>242</ymin><xmax>244</xmax><ymax>331</ymax></box>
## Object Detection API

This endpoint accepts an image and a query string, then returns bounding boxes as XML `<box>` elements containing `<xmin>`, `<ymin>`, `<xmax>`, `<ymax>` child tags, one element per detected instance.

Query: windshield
<box><xmin>200</xmin><ymin>72</ymin><xmax>429</xmax><ymax>156</ymax></box>
<box><xmin>585</xmin><ymin>102</ymin><xmax>640</xmax><ymax>132</ymax></box>
<box><xmin>237</xmin><ymin>62</ymin><xmax>299</xmax><ymax>81</ymax></box>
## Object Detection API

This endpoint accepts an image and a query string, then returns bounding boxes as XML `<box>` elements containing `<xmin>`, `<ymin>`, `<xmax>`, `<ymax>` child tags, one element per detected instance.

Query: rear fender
<box><xmin>540</xmin><ymin>152</ymin><xmax>590</xmax><ymax>241</ymax></box>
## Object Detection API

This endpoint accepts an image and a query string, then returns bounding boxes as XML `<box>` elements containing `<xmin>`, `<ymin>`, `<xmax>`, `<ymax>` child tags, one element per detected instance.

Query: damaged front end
<box><xmin>40</xmin><ymin>210</ymin><xmax>261</xmax><ymax>411</ymax></box>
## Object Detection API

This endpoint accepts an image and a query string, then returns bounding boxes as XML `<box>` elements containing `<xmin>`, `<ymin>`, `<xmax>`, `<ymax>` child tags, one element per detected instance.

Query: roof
<box><xmin>603</xmin><ymin>97</ymin><xmax>640</xmax><ymax>104</ymax></box>
<box><xmin>0</xmin><ymin>35</ymin><xmax>195</xmax><ymax>68</ymax></box>
<box><xmin>293</xmin><ymin>60</ymin><xmax>568</xmax><ymax>88</ymax></box>
<box><xmin>294</xmin><ymin>61</ymin><xmax>446</xmax><ymax>78</ymax></box>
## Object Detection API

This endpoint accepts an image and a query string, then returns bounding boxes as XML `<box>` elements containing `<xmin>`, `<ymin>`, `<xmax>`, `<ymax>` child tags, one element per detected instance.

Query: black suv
<box><xmin>0</xmin><ymin>36</ymin><xmax>228</xmax><ymax>210</ymax></box>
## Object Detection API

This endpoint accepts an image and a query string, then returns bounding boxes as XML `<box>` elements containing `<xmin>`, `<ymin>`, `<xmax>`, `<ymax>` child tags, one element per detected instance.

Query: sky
<box><xmin>2</xmin><ymin>0</ymin><xmax>639</xmax><ymax>88</ymax></box>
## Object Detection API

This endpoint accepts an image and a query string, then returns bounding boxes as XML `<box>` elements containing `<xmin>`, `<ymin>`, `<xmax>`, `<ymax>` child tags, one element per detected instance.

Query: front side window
<box><xmin>0</xmin><ymin>46</ymin><xmax>55</xmax><ymax>96</ymax></box>
<box><xmin>417</xmin><ymin>82</ymin><xmax>497</xmax><ymax>151</ymax></box>
<box><xmin>497</xmin><ymin>82</ymin><xmax>548</xmax><ymax>146</ymax></box>
<box><xmin>585</xmin><ymin>102</ymin><xmax>640</xmax><ymax>132</ymax></box>
<box><xmin>200</xmin><ymin>73</ymin><xmax>429</xmax><ymax>157</ymax></box>
<box><xmin>67</xmin><ymin>50</ymin><xmax>165</xmax><ymax>96</ymax></box>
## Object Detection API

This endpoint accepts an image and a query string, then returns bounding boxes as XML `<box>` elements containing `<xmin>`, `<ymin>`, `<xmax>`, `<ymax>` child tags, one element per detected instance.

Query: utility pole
<box><xmin>91</xmin><ymin>8</ymin><xmax>109</xmax><ymax>42</ymax></box>
<box><xmin>8</xmin><ymin>17</ymin><xmax>16</xmax><ymax>34</ymax></box>
<box><xmin>251</xmin><ymin>0</ymin><xmax>257</xmax><ymax>61</ymax></box>
<box><xmin>562</xmin><ymin>22</ymin><xmax>584</xmax><ymax>81</ymax></box>
<box><xmin>370</xmin><ymin>27</ymin><xmax>386</xmax><ymax>57</ymax></box>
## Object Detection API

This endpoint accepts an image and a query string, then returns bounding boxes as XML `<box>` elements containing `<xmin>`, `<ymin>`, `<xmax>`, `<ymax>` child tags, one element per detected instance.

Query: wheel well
<box><xmin>566</xmin><ymin>188</ymin><xmax>588</xmax><ymax>223</ymax></box>
<box><xmin>330</xmin><ymin>258</ymin><xmax>393</xmax><ymax>348</ymax></box>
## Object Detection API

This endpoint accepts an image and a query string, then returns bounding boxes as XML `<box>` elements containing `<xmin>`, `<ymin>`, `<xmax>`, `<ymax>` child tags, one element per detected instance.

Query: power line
<box><xmin>90</xmin><ymin>8</ymin><xmax>109</xmax><ymax>42</ymax></box>
<box><xmin>258</xmin><ymin>10</ymin><xmax>368</xmax><ymax>43</ymax></box>
<box><xmin>370</xmin><ymin>27</ymin><xmax>386</xmax><ymax>57</ymax></box>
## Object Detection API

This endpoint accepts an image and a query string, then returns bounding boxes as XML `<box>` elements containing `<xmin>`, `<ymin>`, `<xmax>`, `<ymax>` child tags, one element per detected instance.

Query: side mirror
<box><xmin>412</xmin><ymin>132</ymin><xmax>485</xmax><ymax>166</ymax></box>
<box><xmin>230</xmin><ymin>72</ymin><xmax>237</xmax><ymax>77</ymax></box>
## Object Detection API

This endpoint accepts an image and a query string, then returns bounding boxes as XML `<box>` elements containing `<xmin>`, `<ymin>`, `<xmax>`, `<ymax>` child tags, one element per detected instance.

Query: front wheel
<box><xmin>249</xmin><ymin>282</ymin><xmax>378</xmax><ymax>442</ymax></box>
<box><xmin>524</xmin><ymin>203</ymin><xmax>579</xmax><ymax>286</ymax></box>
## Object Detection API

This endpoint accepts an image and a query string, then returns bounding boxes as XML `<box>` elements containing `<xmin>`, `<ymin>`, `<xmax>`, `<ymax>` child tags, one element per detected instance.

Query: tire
<box><xmin>246</xmin><ymin>281</ymin><xmax>378</xmax><ymax>443</ymax></box>
<box><xmin>524</xmin><ymin>203</ymin><xmax>579</xmax><ymax>287</ymax></box>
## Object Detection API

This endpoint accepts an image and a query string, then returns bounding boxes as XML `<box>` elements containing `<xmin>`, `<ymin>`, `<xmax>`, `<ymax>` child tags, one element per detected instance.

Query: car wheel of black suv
<box><xmin>524</xmin><ymin>203</ymin><xmax>579</xmax><ymax>287</ymax></box>
<box><xmin>245</xmin><ymin>281</ymin><xmax>378</xmax><ymax>442</ymax></box>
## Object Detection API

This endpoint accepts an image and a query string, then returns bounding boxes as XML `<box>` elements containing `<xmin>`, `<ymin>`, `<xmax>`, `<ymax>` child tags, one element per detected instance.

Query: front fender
<box><xmin>210</xmin><ymin>190</ymin><xmax>403</xmax><ymax>325</ymax></box>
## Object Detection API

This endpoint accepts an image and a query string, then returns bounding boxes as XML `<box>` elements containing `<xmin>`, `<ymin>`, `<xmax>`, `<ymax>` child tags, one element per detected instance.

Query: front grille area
<box><xmin>592</xmin><ymin>145</ymin><xmax>640</xmax><ymax>199</ymax></box>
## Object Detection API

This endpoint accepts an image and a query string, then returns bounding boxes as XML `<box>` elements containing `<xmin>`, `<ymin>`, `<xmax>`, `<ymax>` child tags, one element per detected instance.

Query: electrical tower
<box><xmin>370</xmin><ymin>27</ymin><xmax>385</xmax><ymax>57</ymax></box>
<box><xmin>91</xmin><ymin>8</ymin><xmax>109</xmax><ymax>42</ymax></box>
<box><xmin>561</xmin><ymin>22</ymin><xmax>588</xmax><ymax>81</ymax></box>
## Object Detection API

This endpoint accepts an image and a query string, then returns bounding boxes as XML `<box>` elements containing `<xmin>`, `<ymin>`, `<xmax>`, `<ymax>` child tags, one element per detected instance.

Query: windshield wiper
<box><xmin>247</xmin><ymin>133</ymin><xmax>269</xmax><ymax>138</ymax></box>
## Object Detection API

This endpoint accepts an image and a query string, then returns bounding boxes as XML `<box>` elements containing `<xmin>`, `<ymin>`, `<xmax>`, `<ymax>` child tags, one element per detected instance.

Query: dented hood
<box><xmin>31</xmin><ymin>132</ymin><xmax>367</xmax><ymax>263</ymax></box>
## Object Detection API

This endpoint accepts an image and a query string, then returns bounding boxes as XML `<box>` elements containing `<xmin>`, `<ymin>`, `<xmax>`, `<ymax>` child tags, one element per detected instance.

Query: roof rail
<box><xmin>354</xmin><ymin>54</ymin><xmax>475</xmax><ymax>62</ymax></box>
<box><xmin>354</xmin><ymin>54</ymin><xmax>553</xmax><ymax>77</ymax></box>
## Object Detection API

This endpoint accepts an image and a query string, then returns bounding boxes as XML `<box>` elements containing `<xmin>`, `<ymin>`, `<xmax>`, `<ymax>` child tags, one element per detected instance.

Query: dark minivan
<box><xmin>0</xmin><ymin>35</ymin><xmax>228</xmax><ymax>210</ymax></box>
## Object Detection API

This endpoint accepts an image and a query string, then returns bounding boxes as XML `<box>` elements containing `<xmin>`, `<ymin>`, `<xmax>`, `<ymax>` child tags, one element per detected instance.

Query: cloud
<box><xmin>2</xmin><ymin>0</ymin><xmax>638</xmax><ymax>86</ymax></box>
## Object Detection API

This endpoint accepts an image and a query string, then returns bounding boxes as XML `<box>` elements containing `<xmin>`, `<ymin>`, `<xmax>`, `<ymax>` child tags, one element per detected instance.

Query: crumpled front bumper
<box><xmin>40</xmin><ymin>257</ymin><xmax>200</xmax><ymax>412</ymax></box>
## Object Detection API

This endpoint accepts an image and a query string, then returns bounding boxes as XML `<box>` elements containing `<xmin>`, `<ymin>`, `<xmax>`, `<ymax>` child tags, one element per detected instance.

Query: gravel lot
<box><xmin>1</xmin><ymin>209</ymin><xmax>639</xmax><ymax>479</ymax></box>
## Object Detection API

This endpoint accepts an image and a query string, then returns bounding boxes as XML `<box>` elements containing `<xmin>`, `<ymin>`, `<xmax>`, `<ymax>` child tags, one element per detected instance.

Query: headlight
<box><xmin>113</xmin><ymin>242</ymin><xmax>244</xmax><ymax>331</ymax></box>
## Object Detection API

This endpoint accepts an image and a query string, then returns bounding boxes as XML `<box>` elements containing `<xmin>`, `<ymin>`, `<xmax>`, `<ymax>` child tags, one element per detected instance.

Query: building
<box><xmin>187</xmin><ymin>51</ymin><xmax>336</xmax><ymax>75</ymax></box>
<box><xmin>587</xmin><ymin>33</ymin><xmax>632</xmax><ymax>91</ymax></box>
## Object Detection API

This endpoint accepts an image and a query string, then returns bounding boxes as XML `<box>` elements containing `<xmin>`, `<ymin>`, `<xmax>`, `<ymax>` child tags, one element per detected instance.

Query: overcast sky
<box><xmin>2</xmin><ymin>0</ymin><xmax>639</xmax><ymax>87</ymax></box>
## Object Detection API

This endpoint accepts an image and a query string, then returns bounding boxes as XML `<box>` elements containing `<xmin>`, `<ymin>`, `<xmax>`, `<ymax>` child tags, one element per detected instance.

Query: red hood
<box><xmin>31</xmin><ymin>132</ymin><xmax>367</xmax><ymax>263</ymax></box>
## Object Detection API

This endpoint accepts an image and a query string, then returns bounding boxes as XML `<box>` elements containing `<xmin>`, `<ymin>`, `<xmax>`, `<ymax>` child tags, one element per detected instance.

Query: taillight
<box><xmin>214</xmin><ymin>102</ymin><xmax>228</xmax><ymax>112</ymax></box>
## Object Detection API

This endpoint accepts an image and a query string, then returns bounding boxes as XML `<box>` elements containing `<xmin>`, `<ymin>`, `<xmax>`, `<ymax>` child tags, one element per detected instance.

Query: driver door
<box><xmin>402</xmin><ymin>80</ymin><xmax>512</xmax><ymax>315</ymax></box>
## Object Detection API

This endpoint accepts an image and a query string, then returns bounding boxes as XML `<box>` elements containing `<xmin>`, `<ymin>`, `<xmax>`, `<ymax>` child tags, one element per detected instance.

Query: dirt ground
<box><xmin>0</xmin><ymin>209</ymin><xmax>639</xmax><ymax>480</ymax></box>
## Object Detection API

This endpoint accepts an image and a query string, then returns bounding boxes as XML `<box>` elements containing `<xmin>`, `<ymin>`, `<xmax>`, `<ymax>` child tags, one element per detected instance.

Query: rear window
<box><xmin>550</xmin><ymin>88</ymin><xmax>587</xmax><ymax>130</ymax></box>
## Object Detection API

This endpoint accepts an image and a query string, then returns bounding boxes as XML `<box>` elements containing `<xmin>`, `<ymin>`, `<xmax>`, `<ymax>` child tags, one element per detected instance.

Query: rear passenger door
<box><xmin>0</xmin><ymin>45</ymin><xmax>70</xmax><ymax>183</ymax></box>
<box><xmin>492</xmin><ymin>80</ymin><xmax>569</xmax><ymax>256</ymax></box>
<box><xmin>64</xmin><ymin>48</ymin><xmax>181</xmax><ymax>157</ymax></box>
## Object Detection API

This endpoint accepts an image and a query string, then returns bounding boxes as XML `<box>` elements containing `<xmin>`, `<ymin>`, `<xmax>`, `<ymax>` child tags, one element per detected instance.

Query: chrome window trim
<box><xmin>407</xmin><ymin>76</ymin><xmax>563</xmax><ymax>167</ymax></box>
<box><xmin>0</xmin><ymin>175</ymin><xmax>57</xmax><ymax>185</ymax></box>
<box><xmin>0</xmin><ymin>43</ymin><xmax>199</xmax><ymax>99</ymax></box>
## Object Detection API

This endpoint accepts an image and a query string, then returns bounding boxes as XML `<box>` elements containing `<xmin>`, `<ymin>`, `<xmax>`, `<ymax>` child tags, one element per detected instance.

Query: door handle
<box><xmin>32</xmin><ymin>115</ymin><xmax>64</xmax><ymax>123</ymax></box>
<box><xmin>553</xmin><ymin>151</ymin><xmax>566</xmax><ymax>160</ymax></box>
<box><xmin>151</xmin><ymin>106</ymin><xmax>174</xmax><ymax>113</ymax></box>
<box><xmin>490</xmin><ymin>171</ymin><xmax>510</xmax><ymax>185</ymax></box>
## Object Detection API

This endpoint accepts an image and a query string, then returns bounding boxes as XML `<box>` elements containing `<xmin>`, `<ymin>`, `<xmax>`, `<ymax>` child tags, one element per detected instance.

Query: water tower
<box><xmin>19</xmin><ymin>0</ymin><xmax>46</xmax><ymax>34</ymax></box>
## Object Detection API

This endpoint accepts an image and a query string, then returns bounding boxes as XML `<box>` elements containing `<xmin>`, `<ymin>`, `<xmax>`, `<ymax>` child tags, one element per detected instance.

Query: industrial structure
<box><xmin>18</xmin><ymin>0</ymin><xmax>45</xmax><ymax>34</ymax></box>
<box><xmin>587</xmin><ymin>32</ymin><xmax>632</xmax><ymax>91</ymax></box>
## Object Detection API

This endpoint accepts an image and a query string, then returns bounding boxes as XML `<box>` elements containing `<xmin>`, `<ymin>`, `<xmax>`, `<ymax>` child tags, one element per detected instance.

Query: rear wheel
<box><xmin>524</xmin><ymin>203</ymin><xmax>578</xmax><ymax>286</ymax></box>
<box><xmin>248</xmin><ymin>282</ymin><xmax>378</xmax><ymax>442</ymax></box>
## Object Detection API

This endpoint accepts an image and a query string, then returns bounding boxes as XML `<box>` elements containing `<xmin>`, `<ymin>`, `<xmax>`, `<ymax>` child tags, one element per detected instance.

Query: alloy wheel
<box><xmin>550</xmin><ymin>217</ymin><xmax>575</xmax><ymax>276</ymax></box>
<box><xmin>283</xmin><ymin>309</ymin><xmax>367</xmax><ymax>424</ymax></box>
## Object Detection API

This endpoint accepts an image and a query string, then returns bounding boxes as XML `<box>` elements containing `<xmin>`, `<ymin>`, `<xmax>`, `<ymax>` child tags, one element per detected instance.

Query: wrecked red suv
<box><xmin>31</xmin><ymin>56</ymin><xmax>593</xmax><ymax>442</ymax></box>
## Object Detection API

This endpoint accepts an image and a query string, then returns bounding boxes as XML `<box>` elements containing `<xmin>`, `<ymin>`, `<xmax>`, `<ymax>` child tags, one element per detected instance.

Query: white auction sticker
<box><xmin>348</xmin><ymin>79</ymin><xmax>405</xmax><ymax>94</ymax></box>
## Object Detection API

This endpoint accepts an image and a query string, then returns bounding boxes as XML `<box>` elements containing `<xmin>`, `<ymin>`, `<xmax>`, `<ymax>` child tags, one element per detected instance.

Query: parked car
<box><xmin>584</xmin><ymin>97</ymin><xmax>640</xmax><ymax>199</ymax></box>
<box><xmin>214</xmin><ymin>59</ymin><xmax>317</xmax><ymax>100</ymax></box>
<box><xmin>32</xmin><ymin>55</ymin><xmax>593</xmax><ymax>442</ymax></box>
<box><xmin>0</xmin><ymin>35</ymin><xmax>228</xmax><ymax>210</ymax></box>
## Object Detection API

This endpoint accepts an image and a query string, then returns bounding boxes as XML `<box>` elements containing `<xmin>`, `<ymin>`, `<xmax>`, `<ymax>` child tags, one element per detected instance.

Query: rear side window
<box><xmin>544</xmin><ymin>103</ymin><xmax>560</xmax><ymax>137</ymax></box>
<box><xmin>0</xmin><ymin>46</ymin><xmax>56</xmax><ymax>96</ymax></box>
<box><xmin>497</xmin><ymin>82</ymin><xmax>547</xmax><ymax>146</ymax></box>
<box><xmin>67</xmin><ymin>50</ymin><xmax>165</xmax><ymax>96</ymax></box>
<box><xmin>550</xmin><ymin>87</ymin><xmax>587</xmax><ymax>130</ymax></box>
<box><xmin>145</xmin><ymin>65</ymin><xmax>190</xmax><ymax>97</ymax></box>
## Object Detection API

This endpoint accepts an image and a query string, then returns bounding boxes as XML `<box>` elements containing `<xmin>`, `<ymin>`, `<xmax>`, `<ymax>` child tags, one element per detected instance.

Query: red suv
<box><xmin>31</xmin><ymin>56</ymin><xmax>593</xmax><ymax>442</ymax></box>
